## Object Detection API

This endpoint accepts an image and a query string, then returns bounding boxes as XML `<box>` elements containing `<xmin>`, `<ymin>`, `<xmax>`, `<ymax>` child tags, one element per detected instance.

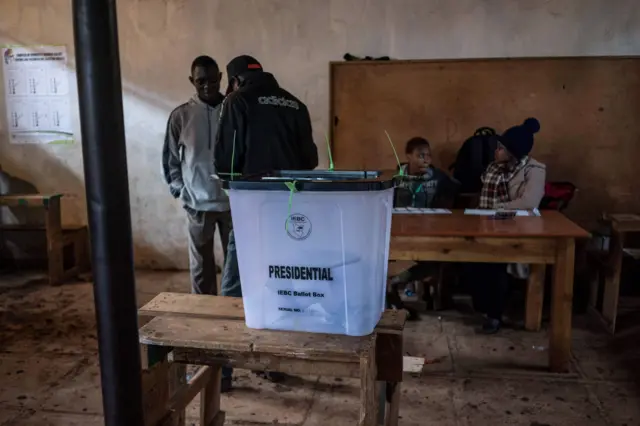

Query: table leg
<box><xmin>549</xmin><ymin>238</ymin><xmax>575</xmax><ymax>373</ymax></box>
<box><xmin>602</xmin><ymin>227</ymin><xmax>624</xmax><ymax>334</ymax></box>
<box><xmin>359</xmin><ymin>339</ymin><xmax>377</xmax><ymax>426</ymax></box>
<box><xmin>525</xmin><ymin>264</ymin><xmax>546</xmax><ymax>331</ymax></box>
<box><xmin>44</xmin><ymin>197</ymin><xmax>63</xmax><ymax>285</ymax></box>
<box><xmin>384</xmin><ymin>382</ymin><xmax>401</xmax><ymax>426</ymax></box>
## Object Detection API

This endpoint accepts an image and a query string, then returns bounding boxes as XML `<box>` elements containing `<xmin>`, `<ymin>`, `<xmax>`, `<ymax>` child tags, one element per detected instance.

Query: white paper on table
<box><xmin>464</xmin><ymin>208</ymin><xmax>541</xmax><ymax>217</ymax></box>
<box><xmin>393</xmin><ymin>207</ymin><xmax>452</xmax><ymax>214</ymax></box>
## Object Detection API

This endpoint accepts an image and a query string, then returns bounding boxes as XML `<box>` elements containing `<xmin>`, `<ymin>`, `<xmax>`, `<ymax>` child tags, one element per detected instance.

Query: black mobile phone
<box><xmin>493</xmin><ymin>211</ymin><xmax>516</xmax><ymax>220</ymax></box>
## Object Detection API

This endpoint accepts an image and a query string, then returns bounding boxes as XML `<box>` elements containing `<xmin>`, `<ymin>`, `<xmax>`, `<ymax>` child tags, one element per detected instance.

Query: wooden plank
<box><xmin>608</xmin><ymin>214</ymin><xmax>640</xmax><ymax>232</ymax></box>
<box><xmin>167</xmin><ymin>366</ymin><xmax>212</xmax><ymax>413</ymax></box>
<box><xmin>139</xmin><ymin>293</ymin><xmax>244</xmax><ymax>321</ymax></box>
<box><xmin>252</xmin><ymin>329</ymin><xmax>375</xmax><ymax>361</ymax></box>
<box><xmin>549</xmin><ymin>238</ymin><xmax>575</xmax><ymax>373</ymax></box>
<box><xmin>139</xmin><ymin>317</ymin><xmax>253</xmax><ymax>353</ymax></box>
<box><xmin>0</xmin><ymin>193</ymin><xmax>62</xmax><ymax>207</ymax></box>
<box><xmin>602</xmin><ymin>226</ymin><xmax>624</xmax><ymax>334</ymax></box>
<box><xmin>200</xmin><ymin>366</ymin><xmax>222</xmax><ymax>426</ymax></box>
<box><xmin>525</xmin><ymin>264</ymin><xmax>546</xmax><ymax>331</ymax></box>
<box><xmin>402</xmin><ymin>357</ymin><xmax>425</xmax><ymax>373</ymax></box>
<box><xmin>171</xmin><ymin>347</ymin><xmax>361</xmax><ymax>378</ymax></box>
<box><xmin>390</xmin><ymin>236</ymin><xmax>557</xmax><ymax>264</ymax></box>
<box><xmin>359</xmin><ymin>335</ymin><xmax>377</xmax><ymax>426</ymax></box>
<box><xmin>138</xmin><ymin>292</ymin><xmax>406</xmax><ymax>332</ymax></box>
<box><xmin>45</xmin><ymin>196</ymin><xmax>64</xmax><ymax>285</ymax></box>
<box><xmin>140</xmin><ymin>316</ymin><xmax>374</xmax><ymax>362</ymax></box>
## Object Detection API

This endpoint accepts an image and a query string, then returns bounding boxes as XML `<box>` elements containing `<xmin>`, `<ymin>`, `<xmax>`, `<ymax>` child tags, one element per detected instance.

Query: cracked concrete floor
<box><xmin>1</xmin><ymin>270</ymin><xmax>639</xmax><ymax>425</ymax></box>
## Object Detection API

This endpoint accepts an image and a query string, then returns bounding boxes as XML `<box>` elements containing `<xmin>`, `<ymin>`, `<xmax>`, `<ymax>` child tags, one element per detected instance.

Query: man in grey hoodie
<box><xmin>162</xmin><ymin>55</ymin><xmax>231</xmax><ymax>295</ymax></box>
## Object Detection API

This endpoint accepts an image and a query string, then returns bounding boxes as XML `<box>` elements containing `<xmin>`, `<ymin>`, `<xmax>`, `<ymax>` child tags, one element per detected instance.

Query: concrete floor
<box><xmin>0</xmin><ymin>271</ymin><xmax>639</xmax><ymax>426</ymax></box>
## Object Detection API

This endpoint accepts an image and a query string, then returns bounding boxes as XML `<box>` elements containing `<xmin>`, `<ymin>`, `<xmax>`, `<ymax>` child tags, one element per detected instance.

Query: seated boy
<box><xmin>387</xmin><ymin>137</ymin><xmax>459</xmax><ymax>318</ymax></box>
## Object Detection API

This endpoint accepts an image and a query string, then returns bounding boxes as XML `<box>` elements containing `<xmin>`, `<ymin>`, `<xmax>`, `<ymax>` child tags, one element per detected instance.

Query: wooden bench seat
<box><xmin>139</xmin><ymin>293</ymin><xmax>407</xmax><ymax>426</ymax></box>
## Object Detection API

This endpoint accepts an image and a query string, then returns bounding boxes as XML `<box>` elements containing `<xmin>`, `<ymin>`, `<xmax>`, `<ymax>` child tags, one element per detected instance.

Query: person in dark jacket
<box><xmin>214</xmin><ymin>55</ymin><xmax>318</xmax><ymax>391</ymax></box>
<box><xmin>394</xmin><ymin>137</ymin><xmax>458</xmax><ymax>208</ymax></box>
<box><xmin>214</xmin><ymin>55</ymin><xmax>318</xmax><ymax>176</ymax></box>
<box><xmin>388</xmin><ymin>137</ymin><xmax>459</xmax><ymax>319</ymax></box>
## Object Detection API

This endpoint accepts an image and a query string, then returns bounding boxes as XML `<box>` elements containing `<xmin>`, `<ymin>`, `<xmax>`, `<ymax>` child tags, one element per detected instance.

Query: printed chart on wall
<box><xmin>2</xmin><ymin>46</ymin><xmax>73</xmax><ymax>144</ymax></box>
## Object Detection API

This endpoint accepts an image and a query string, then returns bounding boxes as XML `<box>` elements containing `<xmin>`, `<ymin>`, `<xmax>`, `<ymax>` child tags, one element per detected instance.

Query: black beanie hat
<box><xmin>225</xmin><ymin>55</ymin><xmax>262</xmax><ymax>94</ymax></box>
<box><xmin>499</xmin><ymin>118</ymin><xmax>541</xmax><ymax>160</ymax></box>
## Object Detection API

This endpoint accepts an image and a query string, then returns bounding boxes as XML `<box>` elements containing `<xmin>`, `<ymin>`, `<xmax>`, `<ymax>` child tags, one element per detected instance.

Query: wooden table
<box><xmin>597</xmin><ymin>214</ymin><xmax>640</xmax><ymax>333</ymax></box>
<box><xmin>389</xmin><ymin>210</ymin><xmax>589</xmax><ymax>373</ymax></box>
<box><xmin>0</xmin><ymin>194</ymin><xmax>64</xmax><ymax>284</ymax></box>
<box><xmin>138</xmin><ymin>293</ymin><xmax>407</xmax><ymax>426</ymax></box>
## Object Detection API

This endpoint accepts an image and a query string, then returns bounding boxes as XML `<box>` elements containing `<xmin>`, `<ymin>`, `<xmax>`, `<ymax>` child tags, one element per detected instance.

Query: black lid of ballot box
<box><xmin>220</xmin><ymin>170</ymin><xmax>396</xmax><ymax>192</ymax></box>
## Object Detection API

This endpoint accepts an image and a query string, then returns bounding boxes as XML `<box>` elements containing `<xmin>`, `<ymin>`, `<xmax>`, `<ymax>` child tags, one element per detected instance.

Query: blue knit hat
<box><xmin>499</xmin><ymin>118</ymin><xmax>540</xmax><ymax>160</ymax></box>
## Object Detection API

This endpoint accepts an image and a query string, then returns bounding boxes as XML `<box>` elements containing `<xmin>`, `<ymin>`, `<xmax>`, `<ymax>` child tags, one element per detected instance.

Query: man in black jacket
<box><xmin>215</xmin><ymin>55</ymin><xmax>318</xmax><ymax>175</ymax></box>
<box><xmin>214</xmin><ymin>55</ymin><xmax>318</xmax><ymax>391</ymax></box>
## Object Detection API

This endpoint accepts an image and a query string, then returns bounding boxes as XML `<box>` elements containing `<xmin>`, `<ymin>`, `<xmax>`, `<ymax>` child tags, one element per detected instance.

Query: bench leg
<box><xmin>360</xmin><ymin>339</ymin><xmax>377</xmax><ymax>426</ymax></box>
<box><xmin>75</xmin><ymin>227</ymin><xmax>91</xmax><ymax>273</ymax></box>
<box><xmin>525</xmin><ymin>264</ymin><xmax>545</xmax><ymax>331</ymax></box>
<box><xmin>602</xmin><ymin>228</ymin><xmax>624</xmax><ymax>334</ymax></box>
<box><xmin>141</xmin><ymin>360</ymin><xmax>171</xmax><ymax>426</ymax></box>
<box><xmin>45</xmin><ymin>197</ymin><xmax>63</xmax><ymax>285</ymax></box>
<box><xmin>200</xmin><ymin>365</ymin><xmax>225</xmax><ymax>426</ymax></box>
<box><xmin>384</xmin><ymin>382</ymin><xmax>401</xmax><ymax>426</ymax></box>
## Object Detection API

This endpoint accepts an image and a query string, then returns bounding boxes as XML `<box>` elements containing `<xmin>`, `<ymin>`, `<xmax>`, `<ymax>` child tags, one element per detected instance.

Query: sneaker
<box><xmin>405</xmin><ymin>306</ymin><xmax>420</xmax><ymax>321</ymax></box>
<box><xmin>478</xmin><ymin>318</ymin><xmax>501</xmax><ymax>335</ymax></box>
<box><xmin>220</xmin><ymin>376</ymin><xmax>233</xmax><ymax>393</ymax></box>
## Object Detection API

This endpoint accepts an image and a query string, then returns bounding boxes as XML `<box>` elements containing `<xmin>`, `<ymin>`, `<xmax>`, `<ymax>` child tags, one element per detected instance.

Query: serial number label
<box><xmin>278</xmin><ymin>307</ymin><xmax>304</xmax><ymax>313</ymax></box>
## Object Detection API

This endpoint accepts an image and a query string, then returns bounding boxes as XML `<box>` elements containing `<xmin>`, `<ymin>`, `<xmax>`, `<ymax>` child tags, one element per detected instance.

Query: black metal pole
<box><xmin>72</xmin><ymin>1</ymin><xmax>144</xmax><ymax>425</ymax></box>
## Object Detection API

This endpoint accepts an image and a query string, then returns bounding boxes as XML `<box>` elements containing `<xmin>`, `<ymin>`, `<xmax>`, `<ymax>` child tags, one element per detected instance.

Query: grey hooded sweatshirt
<box><xmin>162</xmin><ymin>94</ymin><xmax>229</xmax><ymax>212</ymax></box>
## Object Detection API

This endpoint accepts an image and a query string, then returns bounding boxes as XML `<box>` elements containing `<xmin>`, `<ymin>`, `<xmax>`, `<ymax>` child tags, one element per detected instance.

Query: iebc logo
<box><xmin>286</xmin><ymin>214</ymin><xmax>312</xmax><ymax>241</ymax></box>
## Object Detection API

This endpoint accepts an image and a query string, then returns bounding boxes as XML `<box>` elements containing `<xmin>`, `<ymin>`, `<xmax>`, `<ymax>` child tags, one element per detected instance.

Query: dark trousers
<box><xmin>220</xmin><ymin>229</ymin><xmax>241</xmax><ymax>378</ymax></box>
<box><xmin>468</xmin><ymin>263</ymin><xmax>509</xmax><ymax>321</ymax></box>
<box><xmin>220</xmin><ymin>229</ymin><xmax>242</xmax><ymax>298</ymax></box>
<box><xmin>186</xmin><ymin>209</ymin><xmax>232</xmax><ymax>295</ymax></box>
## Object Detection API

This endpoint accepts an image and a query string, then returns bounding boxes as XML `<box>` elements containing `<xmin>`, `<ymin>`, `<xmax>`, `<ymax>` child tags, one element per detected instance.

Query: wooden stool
<box><xmin>138</xmin><ymin>293</ymin><xmax>407</xmax><ymax>426</ymax></box>
<box><xmin>0</xmin><ymin>194</ymin><xmax>91</xmax><ymax>284</ymax></box>
<box><xmin>589</xmin><ymin>213</ymin><xmax>640</xmax><ymax>333</ymax></box>
<box><xmin>0</xmin><ymin>224</ymin><xmax>91</xmax><ymax>283</ymax></box>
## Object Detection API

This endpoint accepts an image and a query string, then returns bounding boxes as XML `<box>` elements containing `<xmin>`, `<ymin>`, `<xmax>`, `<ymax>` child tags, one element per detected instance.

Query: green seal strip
<box><xmin>18</xmin><ymin>198</ymin><xmax>27</xmax><ymax>206</ymax></box>
<box><xmin>230</xmin><ymin>129</ymin><xmax>236</xmax><ymax>180</ymax></box>
<box><xmin>284</xmin><ymin>181</ymin><xmax>298</xmax><ymax>230</ymax></box>
<box><xmin>217</xmin><ymin>129</ymin><xmax>241</xmax><ymax>180</ymax></box>
<box><xmin>324</xmin><ymin>132</ymin><xmax>334</xmax><ymax>171</ymax></box>
<box><xmin>384</xmin><ymin>130</ymin><xmax>404</xmax><ymax>177</ymax></box>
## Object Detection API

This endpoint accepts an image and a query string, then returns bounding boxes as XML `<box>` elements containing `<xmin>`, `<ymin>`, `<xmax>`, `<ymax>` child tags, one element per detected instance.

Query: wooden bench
<box><xmin>0</xmin><ymin>194</ymin><xmax>90</xmax><ymax>284</ymax></box>
<box><xmin>138</xmin><ymin>293</ymin><xmax>407</xmax><ymax>426</ymax></box>
<box><xmin>588</xmin><ymin>213</ymin><xmax>640</xmax><ymax>333</ymax></box>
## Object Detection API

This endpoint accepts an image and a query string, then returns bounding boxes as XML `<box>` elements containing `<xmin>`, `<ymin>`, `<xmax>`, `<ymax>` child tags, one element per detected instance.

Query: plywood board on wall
<box><xmin>330</xmin><ymin>57</ymin><xmax>640</xmax><ymax>226</ymax></box>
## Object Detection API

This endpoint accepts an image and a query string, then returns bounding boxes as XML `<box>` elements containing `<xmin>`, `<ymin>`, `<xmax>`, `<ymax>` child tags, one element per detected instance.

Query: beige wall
<box><xmin>0</xmin><ymin>0</ymin><xmax>639</xmax><ymax>269</ymax></box>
